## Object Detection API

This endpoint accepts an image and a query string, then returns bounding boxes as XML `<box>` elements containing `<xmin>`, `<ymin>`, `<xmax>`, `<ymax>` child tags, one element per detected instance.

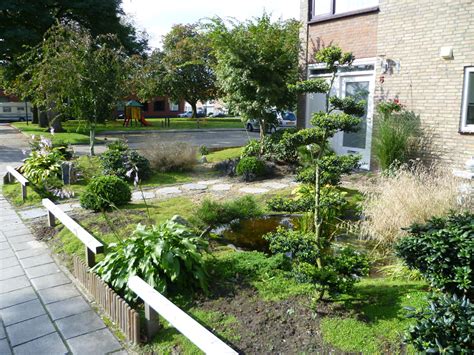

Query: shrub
<box><xmin>80</xmin><ymin>175</ymin><xmax>131</xmax><ymax>211</ymax></box>
<box><xmin>100</xmin><ymin>144</ymin><xmax>151</xmax><ymax>182</ymax></box>
<box><xmin>236</xmin><ymin>156</ymin><xmax>265</xmax><ymax>181</ymax></box>
<box><xmin>360</xmin><ymin>164</ymin><xmax>470</xmax><ymax>249</ymax></box>
<box><xmin>140</xmin><ymin>142</ymin><xmax>197</xmax><ymax>172</ymax></box>
<box><xmin>241</xmin><ymin>139</ymin><xmax>261</xmax><ymax>158</ymax></box>
<box><xmin>196</xmin><ymin>196</ymin><xmax>263</xmax><ymax>227</ymax></box>
<box><xmin>199</xmin><ymin>145</ymin><xmax>209</xmax><ymax>156</ymax></box>
<box><xmin>405</xmin><ymin>293</ymin><xmax>474</xmax><ymax>353</ymax></box>
<box><xmin>396</xmin><ymin>213</ymin><xmax>474</xmax><ymax>297</ymax></box>
<box><xmin>22</xmin><ymin>136</ymin><xmax>64</xmax><ymax>185</ymax></box>
<box><xmin>373</xmin><ymin>107</ymin><xmax>421</xmax><ymax>170</ymax></box>
<box><xmin>93</xmin><ymin>221</ymin><xmax>208</xmax><ymax>302</ymax></box>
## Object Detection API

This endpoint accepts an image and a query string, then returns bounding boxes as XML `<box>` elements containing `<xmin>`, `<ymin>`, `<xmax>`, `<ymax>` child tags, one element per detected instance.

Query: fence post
<box><xmin>21</xmin><ymin>184</ymin><xmax>27</xmax><ymax>201</ymax></box>
<box><xmin>144</xmin><ymin>302</ymin><xmax>160</xmax><ymax>340</ymax></box>
<box><xmin>3</xmin><ymin>172</ymin><xmax>11</xmax><ymax>184</ymax></box>
<box><xmin>47</xmin><ymin>210</ymin><xmax>56</xmax><ymax>227</ymax></box>
<box><xmin>86</xmin><ymin>247</ymin><xmax>96</xmax><ymax>268</ymax></box>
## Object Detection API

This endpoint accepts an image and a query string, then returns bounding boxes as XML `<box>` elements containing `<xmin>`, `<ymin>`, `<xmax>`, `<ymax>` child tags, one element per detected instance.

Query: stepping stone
<box><xmin>155</xmin><ymin>187</ymin><xmax>182</xmax><ymax>195</ymax></box>
<box><xmin>210</xmin><ymin>184</ymin><xmax>232</xmax><ymax>192</ymax></box>
<box><xmin>260</xmin><ymin>182</ymin><xmax>289</xmax><ymax>189</ymax></box>
<box><xmin>197</xmin><ymin>179</ymin><xmax>222</xmax><ymax>185</ymax></box>
<box><xmin>131</xmin><ymin>191</ymin><xmax>155</xmax><ymax>201</ymax></box>
<box><xmin>18</xmin><ymin>208</ymin><xmax>47</xmax><ymax>220</ymax></box>
<box><xmin>182</xmin><ymin>183</ymin><xmax>208</xmax><ymax>191</ymax></box>
<box><xmin>58</xmin><ymin>204</ymin><xmax>75</xmax><ymax>213</ymax></box>
<box><xmin>13</xmin><ymin>332</ymin><xmax>67</xmax><ymax>355</ymax></box>
<box><xmin>239</xmin><ymin>187</ymin><xmax>270</xmax><ymax>194</ymax></box>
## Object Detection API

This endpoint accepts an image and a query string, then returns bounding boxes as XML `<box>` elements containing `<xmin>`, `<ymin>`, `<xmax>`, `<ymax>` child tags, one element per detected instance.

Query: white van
<box><xmin>0</xmin><ymin>102</ymin><xmax>33</xmax><ymax>122</ymax></box>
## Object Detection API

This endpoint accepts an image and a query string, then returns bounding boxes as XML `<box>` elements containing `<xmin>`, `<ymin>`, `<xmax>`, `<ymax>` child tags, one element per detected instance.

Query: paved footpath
<box><xmin>0</xmin><ymin>193</ymin><xmax>125</xmax><ymax>355</ymax></box>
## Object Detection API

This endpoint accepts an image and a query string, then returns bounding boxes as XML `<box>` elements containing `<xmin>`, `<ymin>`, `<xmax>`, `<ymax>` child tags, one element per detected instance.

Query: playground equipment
<box><xmin>123</xmin><ymin>100</ymin><xmax>152</xmax><ymax>127</ymax></box>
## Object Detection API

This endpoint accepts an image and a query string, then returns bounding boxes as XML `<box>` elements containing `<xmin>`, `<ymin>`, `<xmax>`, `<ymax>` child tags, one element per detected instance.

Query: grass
<box><xmin>13</xmin><ymin>118</ymin><xmax>244</xmax><ymax>145</ymax></box>
<box><xmin>2</xmin><ymin>183</ymin><xmax>43</xmax><ymax>207</ymax></box>
<box><xmin>320</xmin><ymin>278</ymin><xmax>428</xmax><ymax>353</ymax></box>
<box><xmin>205</xmin><ymin>147</ymin><xmax>242</xmax><ymax>163</ymax></box>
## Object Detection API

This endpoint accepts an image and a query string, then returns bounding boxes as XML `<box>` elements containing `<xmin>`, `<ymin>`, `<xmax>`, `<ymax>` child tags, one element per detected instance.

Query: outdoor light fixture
<box><xmin>440</xmin><ymin>47</ymin><xmax>454</xmax><ymax>60</ymax></box>
<box><xmin>379</xmin><ymin>56</ymin><xmax>401</xmax><ymax>74</ymax></box>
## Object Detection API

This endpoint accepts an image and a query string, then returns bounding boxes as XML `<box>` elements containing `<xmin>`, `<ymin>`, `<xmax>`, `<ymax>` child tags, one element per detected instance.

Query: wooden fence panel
<box><xmin>73</xmin><ymin>256</ymin><xmax>140</xmax><ymax>344</ymax></box>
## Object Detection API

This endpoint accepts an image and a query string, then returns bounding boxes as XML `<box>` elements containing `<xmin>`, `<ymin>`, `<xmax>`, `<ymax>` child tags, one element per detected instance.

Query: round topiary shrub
<box><xmin>236</xmin><ymin>157</ymin><xmax>265</xmax><ymax>181</ymax></box>
<box><xmin>80</xmin><ymin>175</ymin><xmax>131</xmax><ymax>211</ymax></box>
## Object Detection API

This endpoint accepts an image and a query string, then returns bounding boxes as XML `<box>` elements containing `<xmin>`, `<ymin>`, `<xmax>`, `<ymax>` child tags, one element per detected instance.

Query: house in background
<box><xmin>0</xmin><ymin>89</ymin><xmax>32</xmax><ymax>121</ymax></box>
<box><xmin>298</xmin><ymin>0</ymin><xmax>474</xmax><ymax>169</ymax></box>
<box><xmin>118</xmin><ymin>96</ymin><xmax>185</xmax><ymax>118</ymax></box>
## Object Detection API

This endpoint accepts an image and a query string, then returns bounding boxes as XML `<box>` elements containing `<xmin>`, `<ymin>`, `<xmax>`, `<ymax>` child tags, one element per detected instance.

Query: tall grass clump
<box><xmin>373</xmin><ymin>100</ymin><xmax>421</xmax><ymax>170</ymax></box>
<box><xmin>360</xmin><ymin>163</ymin><xmax>471</xmax><ymax>250</ymax></box>
<box><xmin>140</xmin><ymin>141</ymin><xmax>197</xmax><ymax>172</ymax></box>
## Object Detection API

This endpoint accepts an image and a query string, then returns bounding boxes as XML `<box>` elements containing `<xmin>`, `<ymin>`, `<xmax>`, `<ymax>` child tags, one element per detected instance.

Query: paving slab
<box><xmin>0</xmin><ymin>287</ymin><xmax>37</xmax><ymax>309</ymax></box>
<box><xmin>155</xmin><ymin>186</ymin><xmax>182</xmax><ymax>195</ymax></box>
<box><xmin>46</xmin><ymin>296</ymin><xmax>91</xmax><ymax>321</ymax></box>
<box><xmin>18</xmin><ymin>208</ymin><xmax>48</xmax><ymax>220</ymax></box>
<box><xmin>5</xmin><ymin>314</ymin><xmax>55</xmax><ymax>346</ymax></box>
<box><xmin>0</xmin><ymin>249</ymin><xmax>15</xmax><ymax>260</ymax></box>
<box><xmin>132</xmin><ymin>190</ymin><xmax>155</xmax><ymax>201</ymax></box>
<box><xmin>239</xmin><ymin>187</ymin><xmax>270</xmax><ymax>194</ymax></box>
<box><xmin>66</xmin><ymin>328</ymin><xmax>122</xmax><ymax>355</ymax></box>
<box><xmin>12</xmin><ymin>332</ymin><xmax>68</xmax><ymax>355</ymax></box>
<box><xmin>0</xmin><ymin>265</ymin><xmax>24</xmax><ymax>281</ymax></box>
<box><xmin>55</xmin><ymin>310</ymin><xmax>105</xmax><ymax>339</ymax></box>
<box><xmin>0</xmin><ymin>299</ymin><xmax>46</xmax><ymax>326</ymax></box>
<box><xmin>1</xmin><ymin>229</ymin><xmax>31</xmax><ymax>238</ymax></box>
<box><xmin>30</xmin><ymin>273</ymin><xmax>70</xmax><ymax>291</ymax></box>
<box><xmin>182</xmin><ymin>183</ymin><xmax>208</xmax><ymax>191</ymax></box>
<box><xmin>0</xmin><ymin>321</ymin><xmax>5</xmax><ymax>339</ymax></box>
<box><xmin>0</xmin><ymin>242</ymin><xmax>10</xmax><ymax>251</ymax></box>
<box><xmin>19</xmin><ymin>254</ymin><xmax>54</xmax><ymax>269</ymax></box>
<box><xmin>15</xmin><ymin>246</ymin><xmax>48</xmax><ymax>260</ymax></box>
<box><xmin>10</xmin><ymin>240</ymin><xmax>44</xmax><ymax>252</ymax></box>
<box><xmin>24</xmin><ymin>263</ymin><xmax>61</xmax><ymax>279</ymax></box>
<box><xmin>0</xmin><ymin>339</ymin><xmax>11</xmax><ymax>355</ymax></box>
<box><xmin>0</xmin><ymin>256</ymin><xmax>19</xmax><ymax>269</ymax></box>
<box><xmin>0</xmin><ymin>276</ymin><xmax>30</xmax><ymax>295</ymax></box>
<box><xmin>37</xmin><ymin>283</ymin><xmax>80</xmax><ymax>304</ymax></box>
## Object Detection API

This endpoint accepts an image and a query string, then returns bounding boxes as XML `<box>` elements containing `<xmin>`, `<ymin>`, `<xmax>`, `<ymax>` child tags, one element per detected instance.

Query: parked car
<box><xmin>207</xmin><ymin>112</ymin><xmax>226</xmax><ymax>118</ymax></box>
<box><xmin>245</xmin><ymin>111</ymin><xmax>296</xmax><ymax>133</ymax></box>
<box><xmin>178</xmin><ymin>111</ymin><xmax>193</xmax><ymax>118</ymax></box>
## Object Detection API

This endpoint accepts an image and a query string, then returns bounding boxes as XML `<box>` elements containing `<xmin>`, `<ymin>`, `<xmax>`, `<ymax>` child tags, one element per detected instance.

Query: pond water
<box><xmin>214</xmin><ymin>215</ymin><xmax>300</xmax><ymax>252</ymax></box>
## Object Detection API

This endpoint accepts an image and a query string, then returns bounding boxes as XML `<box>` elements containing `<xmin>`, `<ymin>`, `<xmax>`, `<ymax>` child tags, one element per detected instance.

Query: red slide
<box><xmin>140</xmin><ymin>116</ymin><xmax>152</xmax><ymax>127</ymax></box>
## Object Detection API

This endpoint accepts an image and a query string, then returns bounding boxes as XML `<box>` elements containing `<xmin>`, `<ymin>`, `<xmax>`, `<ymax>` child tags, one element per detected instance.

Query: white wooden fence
<box><xmin>4</xmin><ymin>166</ymin><xmax>29</xmax><ymax>201</ymax></box>
<box><xmin>128</xmin><ymin>276</ymin><xmax>238</xmax><ymax>354</ymax></box>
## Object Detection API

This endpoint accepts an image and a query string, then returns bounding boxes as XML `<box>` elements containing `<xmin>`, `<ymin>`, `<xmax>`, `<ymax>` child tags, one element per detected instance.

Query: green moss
<box><xmin>320</xmin><ymin>278</ymin><xmax>428</xmax><ymax>353</ymax></box>
<box><xmin>206</xmin><ymin>147</ymin><xmax>242</xmax><ymax>163</ymax></box>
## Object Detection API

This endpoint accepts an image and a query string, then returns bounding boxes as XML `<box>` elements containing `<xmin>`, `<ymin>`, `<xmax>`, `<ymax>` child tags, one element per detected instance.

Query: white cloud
<box><xmin>122</xmin><ymin>0</ymin><xmax>300</xmax><ymax>49</ymax></box>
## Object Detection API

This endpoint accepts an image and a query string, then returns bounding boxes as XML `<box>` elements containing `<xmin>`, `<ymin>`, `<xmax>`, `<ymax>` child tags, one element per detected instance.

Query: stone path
<box><xmin>0</xmin><ymin>194</ymin><xmax>125</xmax><ymax>355</ymax></box>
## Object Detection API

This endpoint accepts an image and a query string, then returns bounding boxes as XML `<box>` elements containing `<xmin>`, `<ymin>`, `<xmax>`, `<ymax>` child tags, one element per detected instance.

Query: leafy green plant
<box><xmin>405</xmin><ymin>293</ymin><xmax>474</xmax><ymax>353</ymax></box>
<box><xmin>80</xmin><ymin>175</ymin><xmax>131</xmax><ymax>211</ymax></box>
<box><xmin>21</xmin><ymin>148</ymin><xmax>63</xmax><ymax>185</ymax></box>
<box><xmin>396</xmin><ymin>213</ymin><xmax>474</xmax><ymax>297</ymax></box>
<box><xmin>199</xmin><ymin>145</ymin><xmax>210</xmax><ymax>156</ymax></box>
<box><xmin>236</xmin><ymin>157</ymin><xmax>266</xmax><ymax>181</ymax></box>
<box><xmin>373</xmin><ymin>104</ymin><xmax>421</xmax><ymax>170</ymax></box>
<box><xmin>196</xmin><ymin>196</ymin><xmax>263</xmax><ymax>227</ymax></box>
<box><xmin>100</xmin><ymin>143</ymin><xmax>151</xmax><ymax>182</ymax></box>
<box><xmin>241</xmin><ymin>139</ymin><xmax>261</xmax><ymax>158</ymax></box>
<box><xmin>93</xmin><ymin>221</ymin><xmax>208</xmax><ymax>302</ymax></box>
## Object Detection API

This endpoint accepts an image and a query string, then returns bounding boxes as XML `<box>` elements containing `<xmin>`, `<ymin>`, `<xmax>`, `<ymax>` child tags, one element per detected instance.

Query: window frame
<box><xmin>310</xmin><ymin>0</ymin><xmax>379</xmax><ymax>23</ymax></box>
<box><xmin>153</xmin><ymin>100</ymin><xmax>166</xmax><ymax>112</ymax></box>
<box><xmin>460</xmin><ymin>66</ymin><xmax>474</xmax><ymax>134</ymax></box>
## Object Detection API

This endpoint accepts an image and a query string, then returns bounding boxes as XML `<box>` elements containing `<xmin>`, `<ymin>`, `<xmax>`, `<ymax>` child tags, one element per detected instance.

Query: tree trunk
<box><xmin>259</xmin><ymin>118</ymin><xmax>266</xmax><ymax>155</ymax></box>
<box><xmin>89</xmin><ymin>128</ymin><xmax>95</xmax><ymax>156</ymax></box>
<box><xmin>314</xmin><ymin>162</ymin><xmax>322</xmax><ymax>269</ymax></box>
<box><xmin>39</xmin><ymin>110</ymin><xmax>48</xmax><ymax>128</ymax></box>
<box><xmin>190</xmin><ymin>102</ymin><xmax>200</xmax><ymax>128</ymax></box>
<box><xmin>32</xmin><ymin>106</ymin><xmax>39</xmax><ymax>124</ymax></box>
<box><xmin>48</xmin><ymin>111</ymin><xmax>64</xmax><ymax>132</ymax></box>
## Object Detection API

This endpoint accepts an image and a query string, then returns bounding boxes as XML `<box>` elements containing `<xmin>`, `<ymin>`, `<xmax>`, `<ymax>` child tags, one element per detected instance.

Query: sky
<box><xmin>121</xmin><ymin>0</ymin><xmax>300</xmax><ymax>49</ymax></box>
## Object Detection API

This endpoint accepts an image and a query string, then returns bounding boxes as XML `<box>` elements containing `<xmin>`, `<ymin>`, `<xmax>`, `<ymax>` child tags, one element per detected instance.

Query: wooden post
<box><xmin>86</xmin><ymin>247</ymin><xmax>95</xmax><ymax>268</ymax></box>
<box><xmin>144</xmin><ymin>302</ymin><xmax>160</xmax><ymax>340</ymax></box>
<box><xmin>21</xmin><ymin>184</ymin><xmax>27</xmax><ymax>201</ymax></box>
<box><xmin>3</xmin><ymin>172</ymin><xmax>11</xmax><ymax>184</ymax></box>
<box><xmin>47</xmin><ymin>211</ymin><xmax>56</xmax><ymax>227</ymax></box>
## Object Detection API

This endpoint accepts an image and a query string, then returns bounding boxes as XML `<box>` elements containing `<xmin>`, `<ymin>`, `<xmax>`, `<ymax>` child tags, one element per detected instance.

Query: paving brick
<box><xmin>0</xmin><ymin>248</ymin><xmax>15</xmax><ymax>260</ymax></box>
<box><xmin>12</xmin><ymin>332</ymin><xmax>68</xmax><ymax>355</ymax></box>
<box><xmin>0</xmin><ymin>242</ymin><xmax>9</xmax><ymax>251</ymax></box>
<box><xmin>66</xmin><ymin>328</ymin><xmax>121</xmax><ymax>355</ymax></box>
<box><xmin>55</xmin><ymin>310</ymin><xmax>105</xmax><ymax>339</ymax></box>
<box><xmin>0</xmin><ymin>276</ymin><xmax>30</xmax><ymax>295</ymax></box>
<box><xmin>46</xmin><ymin>296</ymin><xmax>91</xmax><ymax>320</ymax></box>
<box><xmin>0</xmin><ymin>287</ymin><xmax>37</xmax><ymax>309</ymax></box>
<box><xmin>30</xmin><ymin>273</ymin><xmax>70</xmax><ymax>291</ymax></box>
<box><xmin>37</xmin><ymin>284</ymin><xmax>80</xmax><ymax>304</ymax></box>
<box><xmin>0</xmin><ymin>299</ymin><xmax>46</xmax><ymax>326</ymax></box>
<box><xmin>3</xmin><ymin>229</ymin><xmax>31</xmax><ymax>238</ymax></box>
<box><xmin>15</xmin><ymin>247</ymin><xmax>48</xmax><ymax>260</ymax></box>
<box><xmin>6</xmin><ymin>315</ymin><xmax>55</xmax><ymax>346</ymax></box>
<box><xmin>0</xmin><ymin>321</ymin><xmax>5</xmax><ymax>339</ymax></box>
<box><xmin>0</xmin><ymin>257</ymin><xmax>19</xmax><ymax>270</ymax></box>
<box><xmin>0</xmin><ymin>339</ymin><xmax>12</xmax><ymax>355</ymax></box>
<box><xmin>6</xmin><ymin>236</ymin><xmax>34</xmax><ymax>244</ymax></box>
<box><xmin>10</xmin><ymin>240</ymin><xmax>43</xmax><ymax>252</ymax></box>
<box><xmin>24</xmin><ymin>263</ymin><xmax>60</xmax><ymax>279</ymax></box>
<box><xmin>0</xmin><ymin>265</ymin><xmax>24</xmax><ymax>281</ymax></box>
<box><xmin>19</xmin><ymin>254</ymin><xmax>53</xmax><ymax>269</ymax></box>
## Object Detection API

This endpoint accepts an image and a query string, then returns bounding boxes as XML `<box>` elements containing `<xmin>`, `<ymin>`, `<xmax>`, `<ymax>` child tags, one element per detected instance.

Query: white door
<box><xmin>331</xmin><ymin>74</ymin><xmax>375</xmax><ymax>169</ymax></box>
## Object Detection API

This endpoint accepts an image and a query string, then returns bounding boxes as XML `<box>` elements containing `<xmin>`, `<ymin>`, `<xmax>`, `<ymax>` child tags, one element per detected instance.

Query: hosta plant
<box><xmin>93</xmin><ymin>221</ymin><xmax>208</xmax><ymax>302</ymax></box>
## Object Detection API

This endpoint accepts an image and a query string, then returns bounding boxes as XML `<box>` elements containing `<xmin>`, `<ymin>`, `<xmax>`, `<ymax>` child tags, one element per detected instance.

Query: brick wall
<box><xmin>376</xmin><ymin>0</ymin><xmax>474</xmax><ymax>168</ymax></box>
<box><xmin>307</xmin><ymin>12</ymin><xmax>378</xmax><ymax>62</ymax></box>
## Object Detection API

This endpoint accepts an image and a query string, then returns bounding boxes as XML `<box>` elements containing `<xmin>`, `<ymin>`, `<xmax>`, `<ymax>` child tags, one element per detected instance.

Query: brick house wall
<box><xmin>375</xmin><ymin>0</ymin><xmax>474</xmax><ymax>168</ymax></box>
<box><xmin>142</xmin><ymin>96</ymin><xmax>185</xmax><ymax>118</ymax></box>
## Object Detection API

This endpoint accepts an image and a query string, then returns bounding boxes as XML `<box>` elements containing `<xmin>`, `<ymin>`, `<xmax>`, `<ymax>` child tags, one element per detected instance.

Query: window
<box><xmin>2</xmin><ymin>106</ymin><xmax>12</xmax><ymax>112</ymax></box>
<box><xmin>312</xmin><ymin>0</ymin><xmax>379</xmax><ymax>19</ymax></box>
<box><xmin>461</xmin><ymin>67</ymin><xmax>474</xmax><ymax>133</ymax></box>
<box><xmin>17</xmin><ymin>107</ymin><xmax>25</xmax><ymax>111</ymax></box>
<box><xmin>141</xmin><ymin>102</ymin><xmax>149</xmax><ymax>111</ymax></box>
<box><xmin>168</xmin><ymin>100</ymin><xmax>179</xmax><ymax>112</ymax></box>
<box><xmin>153</xmin><ymin>100</ymin><xmax>165</xmax><ymax>112</ymax></box>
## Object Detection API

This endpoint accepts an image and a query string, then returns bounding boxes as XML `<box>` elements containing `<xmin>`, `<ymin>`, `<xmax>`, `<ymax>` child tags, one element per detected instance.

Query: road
<box><xmin>0</xmin><ymin>124</ymin><xmax>29</xmax><ymax>175</ymax></box>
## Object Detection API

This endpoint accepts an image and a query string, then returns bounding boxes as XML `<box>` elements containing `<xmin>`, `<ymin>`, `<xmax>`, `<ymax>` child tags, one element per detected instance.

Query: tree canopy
<box><xmin>209</xmin><ymin>14</ymin><xmax>300</xmax><ymax>141</ymax></box>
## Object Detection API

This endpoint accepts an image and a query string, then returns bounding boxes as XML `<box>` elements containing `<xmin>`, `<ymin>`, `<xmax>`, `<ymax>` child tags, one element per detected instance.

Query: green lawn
<box><xmin>205</xmin><ymin>147</ymin><xmax>242</xmax><ymax>163</ymax></box>
<box><xmin>12</xmin><ymin>118</ymin><xmax>245</xmax><ymax>145</ymax></box>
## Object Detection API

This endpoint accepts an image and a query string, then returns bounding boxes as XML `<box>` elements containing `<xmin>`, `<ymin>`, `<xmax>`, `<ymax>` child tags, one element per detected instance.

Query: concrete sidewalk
<box><xmin>0</xmin><ymin>194</ymin><xmax>125</xmax><ymax>355</ymax></box>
